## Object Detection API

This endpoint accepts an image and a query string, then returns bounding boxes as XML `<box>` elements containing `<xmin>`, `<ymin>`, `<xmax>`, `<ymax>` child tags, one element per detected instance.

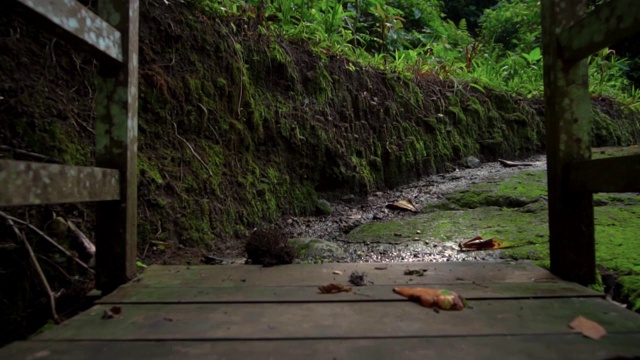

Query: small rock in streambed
<box><xmin>463</xmin><ymin>156</ymin><xmax>482</xmax><ymax>169</ymax></box>
<box><xmin>316</xmin><ymin>199</ymin><xmax>333</xmax><ymax>215</ymax></box>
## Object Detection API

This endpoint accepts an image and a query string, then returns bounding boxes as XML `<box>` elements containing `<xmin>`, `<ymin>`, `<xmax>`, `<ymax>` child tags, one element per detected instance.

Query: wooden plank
<box><xmin>4</xmin><ymin>334</ymin><xmax>640</xmax><ymax>360</ymax></box>
<box><xmin>33</xmin><ymin>298</ymin><xmax>640</xmax><ymax>340</ymax></box>
<box><xmin>542</xmin><ymin>0</ymin><xmax>596</xmax><ymax>285</ymax></box>
<box><xmin>559</xmin><ymin>0</ymin><xmax>640</xmax><ymax>63</ymax></box>
<box><xmin>97</xmin><ymin>282</ymin><xmax>603</xmax><ymax>304</ymax></box>
<box><xmin>123</xmin><ymin>262</ymin><xmax>559</xmax><ymax>288</ymax></box>
<box><xmin>568</xmin><ymin>154</ymin><xmax>640</xmax><ymax>193</ymax></box>
<box><xmin>4</xmin><ymin>0</ymin><xmax>123</xmax><ymax>63</ymax></box>
<box><xmin>0</xmin><ymin>160</ymin><xmax>119</xmax><ymax>206</ymax></box>
<box><xmin>94</xmin><ymin>0</ymin><xmax>139</xmax><ymax>294</ymax></box>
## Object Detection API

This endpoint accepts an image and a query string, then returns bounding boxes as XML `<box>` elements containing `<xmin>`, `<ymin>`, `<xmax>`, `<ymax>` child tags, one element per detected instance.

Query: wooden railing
<box><xmin>542</xmin><ymin>0</ymin><xmax>640</xmax><ymax>285</ymax></box>
<box><xmin>0</xmin><ymin>0</ymin><xmax>140</xmax><ymax>294</ymax></box>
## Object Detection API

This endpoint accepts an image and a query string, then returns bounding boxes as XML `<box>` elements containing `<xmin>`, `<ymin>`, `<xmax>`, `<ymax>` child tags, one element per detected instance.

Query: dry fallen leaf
<box><xmin>393</xmin><ymin>287</ymin><xmax>465</xmax><ymax>310</ymax></box>
<box><xmin>318</xmin><ymin>283</ymin><xmax>352</xmax><ymax>294</ymax></box>
<box><xmin>385</xmin><ymin>200</ymin><xmax>418</xmax><ymax>212</ymax></box>
<box><xmin>332</xmin><ymin>270</ymin><xmax>343</xmax><ymax>275</ymax></box>
<box><xmin>459</xmin><ymin>236</ymin><xmax>506</xmax><ymax>251</ymax></box>
<box><xmin>101</xmin><ymin>305</ymin><xmax>123</xmax><ymax>320</ymax></box>
<box><xmin>569</xmin><ymin>316</ymin><xmax>607</xmax><ymax>340</ymax></box>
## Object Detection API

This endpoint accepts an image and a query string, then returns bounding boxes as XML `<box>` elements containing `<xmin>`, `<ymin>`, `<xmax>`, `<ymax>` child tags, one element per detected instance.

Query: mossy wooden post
<box><xmin>541</xmin><ymin>0</ymin><xmax>595</xmax><ymax>285</ymax></box>
<box><xmin>94</xmin><ymin>0</ymin><xmax>140</xmax><ymax>294</ymax></box>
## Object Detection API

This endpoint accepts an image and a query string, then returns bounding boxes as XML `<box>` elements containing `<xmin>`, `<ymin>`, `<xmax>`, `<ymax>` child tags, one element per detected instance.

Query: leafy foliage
<box><xmin>191</xmin><ymin>0</ymin><xmax>639</xmax><ymax>108</ymax></box>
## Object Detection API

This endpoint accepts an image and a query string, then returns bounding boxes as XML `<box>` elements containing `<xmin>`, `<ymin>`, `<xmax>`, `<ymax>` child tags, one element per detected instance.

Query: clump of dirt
<box><xmin>245</xmin><ymin>227</ymin><xmax>295</xmax><ymax>267</ymax></box>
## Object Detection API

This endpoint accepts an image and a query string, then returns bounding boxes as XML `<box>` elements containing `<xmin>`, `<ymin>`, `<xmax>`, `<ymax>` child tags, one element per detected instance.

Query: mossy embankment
<box><xmin>2</xmin><ymin>1</ymin><xmax>639</xmax><ymax>255</ymax></box>
<box><xmin>346</xmin><ymin>146</ymin><xmax>640</xmax><ymax>311</ymax></box>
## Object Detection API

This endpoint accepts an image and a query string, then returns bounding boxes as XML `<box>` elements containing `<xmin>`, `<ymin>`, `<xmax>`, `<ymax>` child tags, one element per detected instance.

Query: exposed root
<box><xmin>173</xmin><ymin>122</ymin><xmax>214</xmax><ymax>177</ymax></box>
<box><xmin>0</xmin><ymin>145</ymin><xmax>58</xmax><ymax>163</ymax></box>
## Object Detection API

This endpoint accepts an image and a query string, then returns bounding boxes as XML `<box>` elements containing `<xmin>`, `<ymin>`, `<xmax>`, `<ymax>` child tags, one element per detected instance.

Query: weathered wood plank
<box><xmin>559</xmin><ymin>0</ymin><xmax>640</xmax><ymax>63</ymax></box>
<box><xmin>568</xmin><ymin>154</ymin><xmax>640</xmax><ymax>193</ymax></box>
<box><xmin>124</xmin><ymin>262</ymin><xmax>558</xmax><ymax>288</ymax></box>
<box><xmin>98</xmin><ymin>282</ymin><xmax>602</xmax><ymax>304</ymax></box>
<box><xmin>34</xmin><ymin>298</ymin><xmax>640</xmax><ymax>340</ymax></box>
<box><xmin>94</xmin><ymin>0</ymin><xmax>139</xmax><ymax>293</ymax></box>
<box><xmin>4</xmin><ymin>0</ymin><xmax>123</xmax><ymax>63</ymax></box>
<box><xmin>0</xmin><ymin>160</ymin><xmax>119</xmax><ymax>206</ymax></box>
<box><xmin>4</xmin><ymin>334</ymin><xmax>640</xmax><ymax>360</ymax></box>
<box><xmin>542</xmin><ymin>0</ymin><xmax>596</xmax><ymax>285</ymax></box>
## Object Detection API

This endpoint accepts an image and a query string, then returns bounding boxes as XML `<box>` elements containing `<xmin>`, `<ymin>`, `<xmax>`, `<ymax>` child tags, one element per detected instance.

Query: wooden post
<box><xmin>541</xmin><ymin>0</ymin><xmax>595</xmax><ymax>285</ymax></box>
<box><xmin>94</xmin><ymin>0</ymin><xmax>140</xmax><ymax>294</ymax></box>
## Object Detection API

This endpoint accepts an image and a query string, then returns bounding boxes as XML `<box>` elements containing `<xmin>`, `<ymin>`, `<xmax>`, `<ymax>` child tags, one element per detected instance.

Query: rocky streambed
<box><xmin>278</xmin><ymin>155</ymin><xmax>548</xmax><ymax>264</ymax></box>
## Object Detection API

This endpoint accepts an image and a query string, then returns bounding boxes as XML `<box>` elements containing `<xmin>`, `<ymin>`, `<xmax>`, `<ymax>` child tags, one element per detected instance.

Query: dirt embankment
<box><xmin>1</xmin><ymin>0</ymin><xmax>639</xmax><ymax>345</ymax></box>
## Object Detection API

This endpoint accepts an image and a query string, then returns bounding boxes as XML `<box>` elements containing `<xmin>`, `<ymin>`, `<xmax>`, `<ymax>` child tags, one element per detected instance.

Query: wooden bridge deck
<box><xmin>2</xmin><ymin>261</ymin><xmax>640</xmax><ymax>359</ymax></box>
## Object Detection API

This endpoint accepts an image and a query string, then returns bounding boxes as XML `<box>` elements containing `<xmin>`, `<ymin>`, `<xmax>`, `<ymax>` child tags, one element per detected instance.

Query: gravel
<box><xmin>277</xmin><ymin>155</ymin><xmax>547</xmax><ymax>263</ymax></box>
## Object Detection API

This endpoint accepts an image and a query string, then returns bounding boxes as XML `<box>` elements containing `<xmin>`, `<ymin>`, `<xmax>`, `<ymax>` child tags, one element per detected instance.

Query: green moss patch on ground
<box><xmin>347</xmin><ymin>160</ymin><xmax>640</xmax><ymax>311</ymax></box>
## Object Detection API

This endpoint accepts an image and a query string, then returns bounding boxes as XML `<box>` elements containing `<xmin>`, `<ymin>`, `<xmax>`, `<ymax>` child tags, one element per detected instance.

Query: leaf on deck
<box><xmin>393</xmin><ymin>287</ymin><xmax>465</xmax><ymax>311</ymax></box>
<box><xmin>318</xmin><ymin>283</ymin><xmax>352</xmax><ymax>294</ymax></box>
<box><xmin>569</xmin><ymin>316</ymin><xmax>607</xmax><ymax>340</ymax></box>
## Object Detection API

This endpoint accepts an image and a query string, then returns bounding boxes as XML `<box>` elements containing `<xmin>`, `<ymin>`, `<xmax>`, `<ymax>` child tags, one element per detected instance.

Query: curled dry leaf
<box><xmin>459</xmin><ymin>236</ymin><xmax>506</xmax><ymax>251</ymax></box>
<box><xmin>404</xmin><ymin>269</ymin><xmax>426</xmax><ymax>276</ymax></box>
<box><xmin>569</xmin><ymin>316</ymin><xmax>607</xmax><ymax>340</ymax></box>
<box><xmin>101</xmin><ymin>306</ymin><xmax>122</xmax><ymax>320</ymax></box>
<box><xmin>385</xmin><ymin>200</ymin><xmax>418</xmax><ymax>212</ymax></box>
<box><xmin>393</xmin><ymin>287</ymin><xmax>465</xmax><ymax>310</ymax></box>
<box><xmin>318</xmin><ymin>283</ymin><xmax>352</xmax><ymax>294</ymax></box>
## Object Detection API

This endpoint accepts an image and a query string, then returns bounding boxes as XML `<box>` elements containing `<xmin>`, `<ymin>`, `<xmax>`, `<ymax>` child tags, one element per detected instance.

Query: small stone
<box><xmin>416</xmin><ymin>230</ymin><xmax>421</xmax><ymax>234</ymax></box>
<box><xmin>374</xmin><ymin>192</ymin><xmax>384</xmax><ymax>197</ymax></box>
<box><xmin>464</xmin><ymin>156</ymin><xmax>481</xmax><ymax>169</ymax></box>
<box><xmin>316</xmin><ymin>199</ymin><xmax>333</xmax><ymax>215</ymax></box>
<box><xmin>286</xmin><ymin>219</ymin><xmax>293</xmax><ymax>224</ymax></box>
<box><xmin>413</xmin><ymin>237</ymin><xmax>421</xmax><ymax>241</ymax></box>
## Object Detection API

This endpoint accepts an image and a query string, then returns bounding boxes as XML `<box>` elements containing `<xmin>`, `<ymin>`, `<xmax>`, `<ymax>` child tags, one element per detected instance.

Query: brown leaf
<box><xmin>101</xmin><ymin>306</ymin><xmax>122</xmax><ymax>320</ymax></box>
<box><xmin>385</xmin><ymin>200</ymin><xmax>418</xmax><ymax>212</ymax></box>
<box><xmin>569</xmin><ymin>316</ymin><xmax>607</xmax><ymax>340</ymax></box>
<box><xmin>393</xmin><ymin>287</ymin><xmax>465</xmax><ymax>310</ymax></box>
<box><xmin>459</xmin><ymin>236</ymin><xmax>506</xmax><ymax>251</ymax></box>
<box><xmin>318</xmin><ymin>283</ymin><xmax>352</xmax><ymax>294</ymax></box>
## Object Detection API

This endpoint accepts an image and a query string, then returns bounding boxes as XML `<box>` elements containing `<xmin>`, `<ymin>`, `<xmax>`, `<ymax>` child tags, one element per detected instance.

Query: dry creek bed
<box><xmin>276</xmin><ymin>155</ymin><xmax>548</xmax><ymax>264</ymax></box>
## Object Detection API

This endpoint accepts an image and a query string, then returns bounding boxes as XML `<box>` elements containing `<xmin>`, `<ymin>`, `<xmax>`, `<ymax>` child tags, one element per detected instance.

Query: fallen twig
<box><xmin>498</xmin><ymin>159</ymin><xmax>543</xmax><ymax>167</ymax></box>
<box><xmin>67</xmin><ymin>220</ymin><xmax>96</xmax><ymax>266</ymax></box>
<box><xmin>0</xmin><ymin>212</ymin><xmax>95</xmax><ymax>274</ymax></box>
<box><xmin>173</xmin><ymin>122</ymin><xmax>214</xmax><ymax>177</ymax></box>
<box><xmin>4</xmin><ymin>216</ymin><xmax>61</xmax><ymax>323</ymax></box>
<box><xmin>0</xmin><ymin>145</ymin><xmax>58</xmax><ymax>163</ymax></box>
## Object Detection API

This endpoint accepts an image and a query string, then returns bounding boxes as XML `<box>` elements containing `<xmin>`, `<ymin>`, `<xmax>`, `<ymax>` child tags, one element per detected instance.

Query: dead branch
<box><xmin>498</xmin><ymin>159</ymin><xmax>543</xmax><ymax>168</ymax></box>
<box><xmin>0</xmin><ymin>212</ymin><xmax>95</xmax><ymax>274</ymax></box>
<box><xmin>0</xmin><ymin>145</ymin><xmax>58</xmax><ymax>163</ymax></box>
<box><xmin>67</xmin><ymin>220</ymin><xmax>96</xmax><ymax>267</ymax></box>
<box><xmin>4</xmin><ymin>216</ymin><xmax>61</xmax><ymax>323</ymax></box>
<box><xmin>173</xmin><ymin>122</ymin><xmax>214</xmax><ymax>177</ymax></box>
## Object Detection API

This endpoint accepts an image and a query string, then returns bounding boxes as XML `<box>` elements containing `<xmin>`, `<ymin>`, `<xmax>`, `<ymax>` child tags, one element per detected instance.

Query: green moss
<box><xmin>618</xmin><ymin>276</ymin><xmax>640</xmax><ymax>311</ymax></box>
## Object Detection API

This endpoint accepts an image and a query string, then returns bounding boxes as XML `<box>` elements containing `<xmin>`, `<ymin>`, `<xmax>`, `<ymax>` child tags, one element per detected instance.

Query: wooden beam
<box><xmin>559</xmin><ymin>0</ymin><xmax>640</xmax><ymax>63</ymax></box>
<box><xmin>542</xmin><ymin>0</ymin><xmax>596</xmax><ymax>286</ymax></box>
<box><xmin>4</xmin><ymin>0</ymin><xmax>123</xmax><ymax>63</ymax></box>
<box><xmin>93</xmin><ymin>0</ymin><xmax>139</xmax><ymax>294</ymax></box>
<box><xmin>0</xmin><ymin>160</ymin><xmax>119</xmax><ymax>206</ymax></box>
<box><xmin>568</xmin><ymin>154</ymin><xmax>640</xmax><ymax>193</ymax></box>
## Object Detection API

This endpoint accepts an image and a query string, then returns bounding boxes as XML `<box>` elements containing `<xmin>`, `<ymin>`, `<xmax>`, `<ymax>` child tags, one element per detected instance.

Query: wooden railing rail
<box><xmin>542</xmin><ymin>0</ymin><xmax>640</xmax><ymax>285</ymax></box>
<box><xmin>0</xmin><ymin>0</ymin><xmax>140</xmax><ymax>294</ymax></box>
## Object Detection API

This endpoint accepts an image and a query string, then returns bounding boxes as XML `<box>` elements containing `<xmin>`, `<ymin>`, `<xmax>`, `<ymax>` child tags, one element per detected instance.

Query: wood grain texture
<box><xmin>124</xmin><ymin>262</ymin><xmax>558</xmax><ymax>288</ymax></box>
<box><xmin>4</xmin><ymin>335</ymin><xmax>640</xmax><ymax>360</ymax></box>
<box><xmin>98</xmin><ymin>282</ymin><xmax>602</xmax><ymax>304</ymax></box>
<box><xmin>36</xmin><ymin>298</ymin><xmax>640</xmax><ymax>340</ymax></box>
